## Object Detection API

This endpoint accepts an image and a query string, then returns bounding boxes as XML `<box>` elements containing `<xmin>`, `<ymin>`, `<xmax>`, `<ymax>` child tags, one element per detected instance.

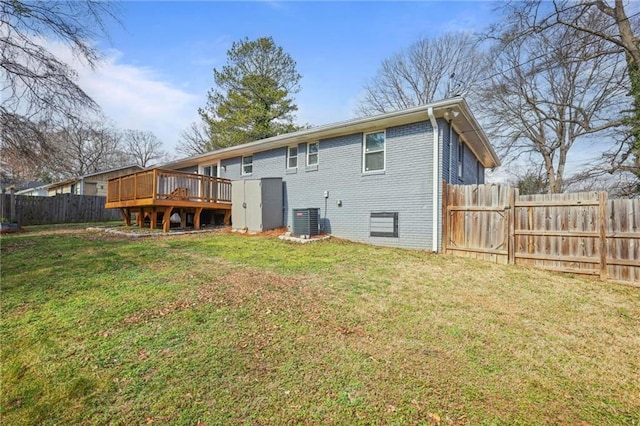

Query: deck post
<box><xmin>119</xmin><ymin>208</ymin><xmax>131</xmax><ymax>226</ymax></box>
<box><xmin>180</xmin><ymin>209</ymin><xmax>186</xmax><ymax>228</ymax></box>
<box><xmin>194</xmin><ymin>207</ymin><xmax>203</xmax><ymax>230</ymax></box>
<box><xmin>163</xmin><ymin>206</ymin><xmax>174</xmax><ymax>232</ymax></box>
<box><xmin>150</xmin><ymin>208</ymin><xmax>157</xmax><ymax>230</ymax></box>
<box><xmin>152</xmin><ymin>169</ymin><xmax>158</xmax><ymax>201</ymax></box>
<box><xmin>137</xmin><ymin>208</ymin><xmax>145</xmax><ymax>228</ymax></box>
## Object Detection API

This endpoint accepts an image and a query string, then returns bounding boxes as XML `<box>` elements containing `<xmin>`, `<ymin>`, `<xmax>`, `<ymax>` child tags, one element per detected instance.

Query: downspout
<box><xmin>448</xmin><ymin>119</ymin><xmax>453</xmax><ymax>183</ymax></box>
<box><xmin>428</xmin><ymin>107</ymin><xmax>439</xmax><ymax>253</ymax></box>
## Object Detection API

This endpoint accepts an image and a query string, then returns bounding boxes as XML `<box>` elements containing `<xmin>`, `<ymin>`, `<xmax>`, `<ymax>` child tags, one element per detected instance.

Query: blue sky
<box><xmin>67</xmin><ymin>1</ymin><xmax>496</xmax><ymax>154</ymax></box>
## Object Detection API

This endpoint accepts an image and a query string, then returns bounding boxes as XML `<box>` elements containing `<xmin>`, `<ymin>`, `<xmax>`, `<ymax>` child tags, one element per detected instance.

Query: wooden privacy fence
<box><xmin>443</xmin><ymin>183</ymin><xmax>639</xmax><ymax>286</ymax></box>
<box><xmin>1</xmin><ymin>193</ymin><xmax>121</xmax><ymax>226</ymax></box>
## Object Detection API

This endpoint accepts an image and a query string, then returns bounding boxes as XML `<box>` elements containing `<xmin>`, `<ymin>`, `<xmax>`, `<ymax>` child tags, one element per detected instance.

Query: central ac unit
<box><xmin>292</xmin><ymin>208</ymin><xmax>320</xmax><ymax>237</ymax></box>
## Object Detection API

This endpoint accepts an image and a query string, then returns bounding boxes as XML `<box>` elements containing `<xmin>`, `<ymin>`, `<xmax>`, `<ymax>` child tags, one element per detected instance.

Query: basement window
<box><xmin>370</xmin><ymin>212</ymin><xmax>398</xmax><ymax>238</ymax></box>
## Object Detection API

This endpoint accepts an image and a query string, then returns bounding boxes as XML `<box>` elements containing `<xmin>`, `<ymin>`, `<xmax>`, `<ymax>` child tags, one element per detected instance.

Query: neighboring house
<box><xmin>47</xmin><ymin>165</ymin><xmax>143</xmax><ymax>197</ymax></box>
<box><xmin>162</xmin><ymin>97</ymin><xmax>499</xmax><ymax>250</ymax></box>
<box><xmin>15</xmin><ymin>182</ymin><xmax>49</xmax><ymax>196</ymax></box>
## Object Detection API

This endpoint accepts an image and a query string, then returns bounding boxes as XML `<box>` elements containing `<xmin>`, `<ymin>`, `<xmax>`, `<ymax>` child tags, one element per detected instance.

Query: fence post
<box><xmin>599</xmin><ymin>191</ymin><xmax>608</xmax><ymax>280</ymax></box>
<box><xmin>508</xmin><ymin>187</ymin><xmax>517</xmax><ymax>264</ymax></box>
<box><xmin>10</xmin><ymin>190</ymin><xmax>16</xmax><ymax>224</ymax></box>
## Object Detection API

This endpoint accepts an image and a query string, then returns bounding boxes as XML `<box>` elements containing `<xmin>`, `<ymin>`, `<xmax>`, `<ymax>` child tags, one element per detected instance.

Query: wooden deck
<box><xmin>106</xmin><ymin>168</ymin><xmax>232</xmax><ymax>232</ymax></box>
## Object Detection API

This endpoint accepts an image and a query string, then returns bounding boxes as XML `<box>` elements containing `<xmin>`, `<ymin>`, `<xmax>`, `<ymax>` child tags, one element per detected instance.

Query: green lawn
<box><xmin>1</xmin><ymin>226</ymin><xmax>639</xmax><ymax>425</ymax></box>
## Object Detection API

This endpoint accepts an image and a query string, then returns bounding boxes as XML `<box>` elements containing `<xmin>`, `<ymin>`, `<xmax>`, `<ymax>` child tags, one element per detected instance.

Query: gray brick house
<box><xmin>165</xmin><ymin>97</ymin><xmax>499</xmax><ymax>251</ymax></box>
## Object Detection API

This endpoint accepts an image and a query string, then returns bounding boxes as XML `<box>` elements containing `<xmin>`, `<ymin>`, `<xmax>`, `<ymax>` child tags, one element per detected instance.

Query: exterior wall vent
<box><xmin>292</xmin><ymin>208</ymin><xmax>320</xmax><ymax>237</ymax></box>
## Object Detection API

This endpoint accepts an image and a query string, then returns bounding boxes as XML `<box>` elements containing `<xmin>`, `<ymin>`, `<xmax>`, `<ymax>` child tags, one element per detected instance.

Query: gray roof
<box><xmin>164</xmin><ymin>97</ymin><xmax>500</xmax><ymax>170</ymax></box>
<box><xmin>45</xmin><ymin>164</ymin><xmax>143</xmax><ymax>190</ymax></box>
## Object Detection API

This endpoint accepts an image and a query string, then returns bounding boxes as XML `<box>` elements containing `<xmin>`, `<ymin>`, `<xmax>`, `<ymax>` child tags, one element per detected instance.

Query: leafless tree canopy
<box><xmin>481</xmin><ymin>12</ymin><xmax>629</xmax><ymax>193</ymax></box>
<box><xmin>0</xmin><ymin>0</ymin><xmax>117</xmax><ymax>156</ymax></box>
<box><xmin>48</xmin><ymin>118</ymin><xmax>127</xmax><ymax>177</ymax></box>
<box><xmin>0</xmin><ymin>117</ymin><xmax>53</xmax><ymax>184</ymax></box>
<box><xmin>490</xmin><ymin>1</ymin><xmax>640</xmax><ymax>68</ymax></box>
<box><xmin>122</xmin><ymin>129</ymin><xmax>166</xmax><ymax>168</ymax></box>
<box><xmin>177</xmin><ymin>121</ymin><xmax>214</xmax><ymax>157</ymax></box>
<box><xmin>488</xmin><ymin>0</ymin><xmax>640</xmax><ymax>192</ymax></box>
<box><xmin>356</xmin><ymin>32</ymin><xmax>490</xmax><ymax>116</ymax></box>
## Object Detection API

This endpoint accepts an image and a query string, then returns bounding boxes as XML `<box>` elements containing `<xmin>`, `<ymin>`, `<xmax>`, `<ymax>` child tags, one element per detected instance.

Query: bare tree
<box><xmin>48</xmin><ymin>118</ymin><xmax>126</xmax><ymax>177</ymax></box>
<box><xmin>122</xmin><ymin>129</ymin><xmax>166</xmax><ymax>168</ymax></box>
<box><xmin>481</xmin><ymin>12</ymin><xmax>628</xmax><ymax>193</ymax></box>
<box><xmin>0</xmin><ymin>113</ymin><xmax>51</xmax><ymax>168</ymax></box>
<box><xmin>493</xmin><ymin>1</ymin><xmax>639</xmax><ymax>74</ymax></box>
<box><xmin>0</xmin><ymin>0</ymin><xmax>118</xmax><ymax>157</ymax></box>
<box><xmin>356</xmin><ymin>32</ymin><xmax>490</xmax><ymax>116</ymax></box>
<box><xmin>0</xmin><ymin>126</ymin><xmax>56</xmax><ymax>186</ymax></box>
<box><xmin>489</xmin><ymin>0</ymin><xmax>640</xmax><ymax>191</ymax></box>
<box><xmin>177</xmin><ymin>121</ymin><xmax>213</xmax><ymax>156</ymax></box>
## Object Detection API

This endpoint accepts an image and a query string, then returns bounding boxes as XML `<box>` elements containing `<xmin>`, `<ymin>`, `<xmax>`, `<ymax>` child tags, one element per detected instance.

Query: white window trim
<box><xmin>242</xmin><ymin>155</ymin><xmax>253</xmax><ymax>176</ymax></box>
<box><xmin>307</xmin><ymin>141</ymin><xmax>319</xmax><ymax>166</ymax></box>
<box><xmin>286</xmin><ymin>146</ymin><xmax>298</xmax><ymax>169</ymax></box>
<box><xmin>362</xmin><ymin>130</ymin><xmax>386</xmax><ymax>173</ymax></box>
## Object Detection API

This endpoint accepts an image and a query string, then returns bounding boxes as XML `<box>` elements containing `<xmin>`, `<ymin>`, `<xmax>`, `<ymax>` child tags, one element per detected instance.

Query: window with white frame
<box><xmin>307</xmin><ymin>142</ymin><xmax>319</xmax><ymax>166</ymax></box>
<box><xmin>242</xmin><ymin>155</ymin><xmax>253</xmax><ymax>175</ymax></box>
<box><xmin>363</xmin><ymin>131</ymin><xmax>385</xmax><ymax>172</ymax></box>
<box><xmin>287</xmin><ymin>146</ymin><xmax>298</xmax><ymax>169</ymax></box>
<box><xmin>457</xmin><ymin>141</ymin><xmax>464</xmax><ymax>179</ymax></box>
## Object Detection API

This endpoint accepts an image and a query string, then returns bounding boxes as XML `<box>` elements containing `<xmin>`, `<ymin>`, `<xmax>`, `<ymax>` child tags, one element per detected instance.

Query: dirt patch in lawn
<box><xmin>123</xmin><ymin>268</ymin><xmax>327</xmax><ymax>326</ymax></box>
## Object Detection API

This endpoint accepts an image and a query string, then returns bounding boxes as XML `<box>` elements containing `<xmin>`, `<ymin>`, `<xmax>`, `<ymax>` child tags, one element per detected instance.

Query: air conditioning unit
<box><xmin>292</xmin><ymin>208</ymin><xmax>320</xmax><ymax>237</ymax></box>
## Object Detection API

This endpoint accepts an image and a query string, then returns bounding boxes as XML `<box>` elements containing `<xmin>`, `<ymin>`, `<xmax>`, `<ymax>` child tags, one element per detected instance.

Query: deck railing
<box><xmin>107</xmin><ymin>168</ymin><xmax>232</xmax><ymax>204</ymax></box>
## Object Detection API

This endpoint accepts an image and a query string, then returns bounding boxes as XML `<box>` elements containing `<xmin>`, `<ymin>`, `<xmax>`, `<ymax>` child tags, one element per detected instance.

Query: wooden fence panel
<box><xmin>607</xmin><ymin>198</ymin><xmax>640</xmax><ymax>284</ymax></box>
<box><xmin>444</xmin><ymin>183</ymin><xmax>639</xmax><ymax>287</ymax></box>
<box><xmin>514</xmin><ymin>191</ymin><xmax>602</xmax><ymax>276</ymax></box>
<box><xmin>1</xmin><ymin>194</ymin><xmax>121</xmax><ymax>225</ymax></box>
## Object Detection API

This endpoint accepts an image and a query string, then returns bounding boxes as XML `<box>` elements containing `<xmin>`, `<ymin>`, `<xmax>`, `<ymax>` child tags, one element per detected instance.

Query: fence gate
<box><xmin>513</xmin><ymin>191</ymin><xmax>606</xmax><ymax>277</ymax></box>
<box><xmin>443</xmin><ymin>183</ymin><xmax>639</xmax><ymax>286</ymax></box>
<box><xmin>442</xmin><ymin>183</ymin><xmax>513</xmax><ymax>264</ymax></box>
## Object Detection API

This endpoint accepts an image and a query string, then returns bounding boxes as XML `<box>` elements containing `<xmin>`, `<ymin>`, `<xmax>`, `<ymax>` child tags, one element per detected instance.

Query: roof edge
<box><xmin>164</xmin><ymin>97</ymin><xmax>499</xmax><ymax>169</ymax></box>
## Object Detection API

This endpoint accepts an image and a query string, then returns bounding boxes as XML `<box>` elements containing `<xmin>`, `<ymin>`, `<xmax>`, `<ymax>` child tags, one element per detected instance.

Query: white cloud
<box><xmin>46</xmin><ymin>41</ymin><xmax>201</xmax><ymax>153</ymax></box>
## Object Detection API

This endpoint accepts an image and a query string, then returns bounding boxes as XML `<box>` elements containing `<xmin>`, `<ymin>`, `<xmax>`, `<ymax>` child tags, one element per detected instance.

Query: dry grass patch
<box><xmin>1</xmin><ymin>227</ymin><xmax>638</xmax><ymax>425</ymax></box>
